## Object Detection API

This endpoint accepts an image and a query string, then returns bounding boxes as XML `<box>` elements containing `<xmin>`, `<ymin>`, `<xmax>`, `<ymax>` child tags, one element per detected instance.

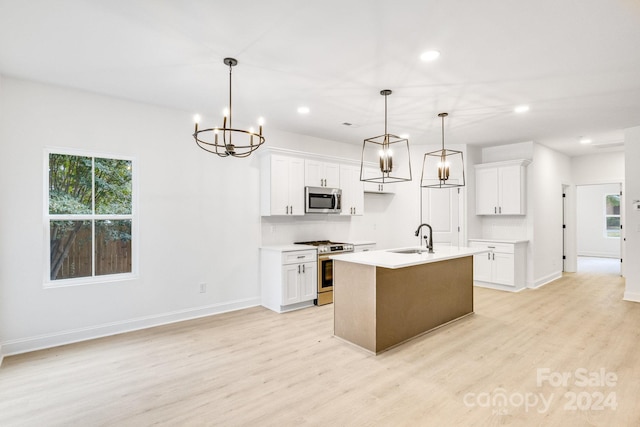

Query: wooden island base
<box><xmin>333</xmin><ymin>256</ymin><xmax>473</xmax><ymax>354</ymax></box>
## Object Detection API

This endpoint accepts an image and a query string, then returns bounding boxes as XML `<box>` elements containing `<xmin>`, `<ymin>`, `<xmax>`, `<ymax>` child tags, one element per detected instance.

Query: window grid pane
<box><xmin>50</xmin><ymin>220</ymin><xmax>92</xmax><ymax>280</ymax></box>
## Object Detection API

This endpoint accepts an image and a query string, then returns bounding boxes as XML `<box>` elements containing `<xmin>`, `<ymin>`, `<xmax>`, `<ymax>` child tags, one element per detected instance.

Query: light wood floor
<box><xmin>1</xmin><ymin>272</ymin><xmax>639</xmax><ymax>426</ymax></box>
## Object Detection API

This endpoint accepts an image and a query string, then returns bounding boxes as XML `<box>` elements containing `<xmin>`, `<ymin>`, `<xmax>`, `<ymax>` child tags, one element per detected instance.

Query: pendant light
<box><xmin>360</xmin><ymin>90</ymin><xmax>412</xmax><ymax>183</ymax></box>
<box><xmin>192</xmin><ymin>58</ymin><xmax>265</xmax><ymax>158</ymax></box>
<box><xmin>420</xmin><ymin>112</ymin><xmax>465</xmax><ymax>188</ymax></box>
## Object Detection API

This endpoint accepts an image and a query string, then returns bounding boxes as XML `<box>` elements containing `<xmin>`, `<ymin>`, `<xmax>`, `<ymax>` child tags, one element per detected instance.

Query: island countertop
<box><xmin>330</xmin><ymin>246</ymin><xmax>488</xmax><ymax>269</ymax></box>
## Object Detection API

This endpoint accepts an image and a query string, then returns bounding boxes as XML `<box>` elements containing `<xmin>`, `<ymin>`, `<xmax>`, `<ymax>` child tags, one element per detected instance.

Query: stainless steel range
<box><xmin>294</xmin><ymin>240</ymin><xmax>354</xmax><ymax>305</ymax></box>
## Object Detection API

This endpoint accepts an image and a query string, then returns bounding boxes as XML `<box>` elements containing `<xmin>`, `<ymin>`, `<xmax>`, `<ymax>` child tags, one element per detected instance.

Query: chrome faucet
<box><xmin>414</xmin><ymin>223</ymin><xmax>434</xmax><ymax>253</ymax></box>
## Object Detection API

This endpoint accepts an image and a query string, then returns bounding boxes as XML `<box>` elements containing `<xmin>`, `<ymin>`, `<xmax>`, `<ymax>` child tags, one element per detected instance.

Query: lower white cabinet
<box><xmin>469</xmin><ymin>240</ymin><xmax>527</xmax><ymax>291</ymax></box>
<box><xmin>261</xmin><ymin>247</ymin><xmax>317</xmax><ymax>313</ymax></box>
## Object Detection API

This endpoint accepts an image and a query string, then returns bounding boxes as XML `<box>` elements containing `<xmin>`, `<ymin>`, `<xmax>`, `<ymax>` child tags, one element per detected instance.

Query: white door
<box><xmin>421</xmin><ymin>187</ymin><xmax>461</xmax><ymax>247</ymax></box>
<box><xmin>304</xmin><ymin>159</ymin><xmax>324</xmax><ymax>187</ymax></box>
<box><xmin>288</xmin><ymin>157</ymin><xmax>305</xmax><ymax>216</ymax></box>
<box><xmin>282</xmin><ymin>264</ymin><xmax>300</xmax><ymax>305</ymax></box>
<box><xmin>271</xmin><ymin>155</ymin><xmax>291</xmax><ymax>216</ymax></box>
<box><xmin>499</xmin><ymin>165</ymin><xmax>522</xmax><ymax>214</ymax></box>
<box><xmin>473</xmin><ymin>252</ymin><xmax>493</xmax><ymax>282</ymax></box>
<box><xmin>476</xmin><ymin>167</ymin><xmax>498</xmax><ymax>215</ymax></box>
<box><xmin>493</xmin><ymin>252</ymin><xmax>515</xmax><ymax>286</ymax></box>
<box><xmin>300</xmin><ymin>262</ymin><xmax>317</xmax><ymax>301</ymax></box>
<box><xmin>324</xmin><ymin>162</ymin><xmax>340</xmax><ymax>188</ymax></box>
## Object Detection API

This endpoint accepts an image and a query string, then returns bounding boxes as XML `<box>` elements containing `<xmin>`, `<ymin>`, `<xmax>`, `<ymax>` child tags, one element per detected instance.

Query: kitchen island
<box><xmin>330</xmin><ymin>246</ymin><xmax>487</xmax><ymax>354</ymax></box>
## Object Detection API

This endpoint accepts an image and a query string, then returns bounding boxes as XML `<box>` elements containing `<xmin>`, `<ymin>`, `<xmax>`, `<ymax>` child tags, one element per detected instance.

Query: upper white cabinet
<box><xmin>340</xmin><ymin>164</ymin><xmax>364</xmax><ymax>216</ymax></box>
<box><xmin>362</xmin><ymin>166</ymin><xmax>396</xmax><ymax>194</ymax></box>
<box><xmin>261</xmin><ymin>154</ymin><xmax>305</xmax><ymax>216</ymax></box>
<box><xmin>305</xmin><ymin>159</ymin><xmax>340</xmax><ymax>188</ymax></box>
<box><xmin>475</xmin><ymin>159</ymin><xmax>530</xmax><ymax>215</ymax></box>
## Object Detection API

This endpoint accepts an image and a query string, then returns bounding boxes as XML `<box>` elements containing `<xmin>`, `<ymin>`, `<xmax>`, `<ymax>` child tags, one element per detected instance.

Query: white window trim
<box><xmin>604</xmin><ymin>192</ymin><xmax>621</xmax><ymax>240</ymax></box>
<box><xmin>43</xmin><ymin>147</ymin><xmax>139</xmax><ymax>288</ymax></box>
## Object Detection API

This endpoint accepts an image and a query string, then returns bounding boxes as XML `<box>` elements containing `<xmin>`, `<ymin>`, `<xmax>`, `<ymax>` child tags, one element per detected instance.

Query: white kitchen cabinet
<box><xmin>475</xmin><ymin>160</ymin><xmax>530</xmax><ymax>215</ymax></box>
<box><xmin>305</xmin><ymin>159</ymin><xmax>340</xmax><ymax>188</ymax></box>
<box><xmin>261</xmin><ymin>154</ymin><xmax>305</xmax><ymax>216</ymax></box>
<box><xmin>469</xmin><ymin>240</ymin><xmax>527</xmax><ymax>291</ymax></box>
<box><xmin>362</xmin><ymin>166</ymin><xmax>396</xmax><ymax>194</ymax></box>
<box><xmin>261</xmin><ymin>247</ymin><xmax>317</xmax><ymax>313</ymax></box>
<box><xmin>340</xmin><ymin>164</ymin><xmax>364</xmax><ymax>216</ymax></box>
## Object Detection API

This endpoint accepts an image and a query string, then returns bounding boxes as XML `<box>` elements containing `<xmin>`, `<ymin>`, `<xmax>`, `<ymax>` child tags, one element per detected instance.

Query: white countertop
<box><xmin>468</xmin><ymin>239</ymin><xmax>529</xmax><ymax>244</ymax></box>
<box><xmin>330</xmin><ymin>246</ymin><xmax>489</xmax><ymax>269</ymax></box>
<box><xmin>260</xmin><ymin>244</ymin><xmax>317</xmax><ymax>252</ymax></box>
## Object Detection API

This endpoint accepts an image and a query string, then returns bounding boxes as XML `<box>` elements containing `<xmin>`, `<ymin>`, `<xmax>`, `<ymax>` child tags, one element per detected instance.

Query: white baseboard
<box><xmin>473</xmin><ymin>281</ymin><xmax>526</xmax><ymax>293</ymax></box>
<box><xmin>1</xmin><ymin>297</ymin><xmax>260</xmax><ymax>357</ymax></box>
<box><xmin>577</xmin><ymin>252</ymin><xmax>619</xmax><ymax>259</ymax></box>
<box><xmin>623</xmin><ymin>291</ymin><xmax>640</xmax><ymax>303</ymax></box>
<box><xmin>528</xmin><ymin>271</ymin><xmax>562</xmax><ymax>289</ymax></box>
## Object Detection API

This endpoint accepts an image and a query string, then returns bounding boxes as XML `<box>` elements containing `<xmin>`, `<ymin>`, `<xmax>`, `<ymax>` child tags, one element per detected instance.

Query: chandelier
<box><xmin>421</xmin><ymin>112</ymin><xmax>465</xmax><ymax>188</ymax></box>
<box><xmin>360</xmin><ymin>90</ymin><xmax>412</xmax><ymax>183</ymax></box>
<box><xmin>193</xmin><ymin>58</ymin><xmax>265</xmax><ymax>158</ymax></box>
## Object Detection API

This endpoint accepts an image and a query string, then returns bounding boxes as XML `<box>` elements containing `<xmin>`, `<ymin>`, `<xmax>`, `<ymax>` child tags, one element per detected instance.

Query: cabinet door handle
<box><xmin>290</xmin><ymin>205</ymin><xmax>293</xmax><ymax>214</ymax></box>
<box><xmin>492</xmin><ymin>253</ymin><xmax>495</xmax><ymax>260</ymax></box>
<box><xmin>499</xmin><ymin>206</ymin><xmax>502</xmax><ymax>214</ymax></box>
<box><xmin>298</xmin><ymin>265</ymin><xmax>301</xmax><ymax>274</ymax></box>
<box><xmin>487</xmin><ymin>253</ymin><xmax>491</xmax><ymax>260</ymax></box>
<box><xmin>494</xmin><ymin>206</ymin><xmax>497</xmax><ymax>214</ymax></box>
<box><xmin>286</xmin><ymin>205</ymin><xmax>289</xmax><ymax>214</ymax></box>
<box><xmin>354</xmin><ymin>207</ymin><xmax>356</xmax><ymax>214</ymax></box>
<box><xmin>302</xmin><ymin>264</ymin><xmax>306</xmax><ymax>273</ymax></box>
<box><xmin>297</xmin><ymin>255</ymin><xmax>305</xmax><ymax>259</ymax></box>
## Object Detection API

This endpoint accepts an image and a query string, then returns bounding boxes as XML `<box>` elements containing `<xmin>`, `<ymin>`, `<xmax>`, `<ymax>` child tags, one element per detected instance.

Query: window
<box><xmin>605</xmin><ymin>193</ymin><xmax>620</xmax><ymax>238</ymax></box>
<box><xmin>46</xmin><ymin>150</ymin><xmax>135</xmax><ymax>285</ymax></box>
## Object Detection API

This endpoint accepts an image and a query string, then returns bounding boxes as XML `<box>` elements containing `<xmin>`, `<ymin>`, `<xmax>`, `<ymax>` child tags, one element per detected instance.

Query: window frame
<box><xmin>43</xmin><ymin>148</ymin><xmax>138</xmax><ymax>288</ymax></box>
<box><xmin>604</xmin><ymin>192</ymin><xmax>621</xmax><ymax>239</ymax></box>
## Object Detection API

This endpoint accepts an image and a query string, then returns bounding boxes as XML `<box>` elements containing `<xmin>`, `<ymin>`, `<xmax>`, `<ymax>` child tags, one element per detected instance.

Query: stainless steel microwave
<box><xmin>305</xmin><ymin>186</ymin><xmax>342</xmax><ymax>214</ymax></box>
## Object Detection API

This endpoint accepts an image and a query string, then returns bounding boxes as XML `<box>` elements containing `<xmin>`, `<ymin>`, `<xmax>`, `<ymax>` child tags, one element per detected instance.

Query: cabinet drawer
<box><xmin>282</xmin><ymin>250</ymin><xmax>317</xmax><ymax>264</ymax></box>
<box><xmin>470</xmin><ymin>242</ymin><xmax>514</xmax><ymax>254</ymax></box>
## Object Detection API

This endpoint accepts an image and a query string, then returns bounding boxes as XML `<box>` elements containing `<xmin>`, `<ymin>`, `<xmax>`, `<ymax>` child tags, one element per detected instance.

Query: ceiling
<box><xmin>1</xmin><ymin>0</ymin><xmax>639</xmax><ymax>157</ymax></box>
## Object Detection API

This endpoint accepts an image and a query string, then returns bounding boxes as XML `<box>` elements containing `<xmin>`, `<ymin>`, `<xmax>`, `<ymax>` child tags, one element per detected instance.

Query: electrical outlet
<box><xmin>199</xmin><ymin>283</ymin><xmax>207</xmax><ymax>293</ymax></box>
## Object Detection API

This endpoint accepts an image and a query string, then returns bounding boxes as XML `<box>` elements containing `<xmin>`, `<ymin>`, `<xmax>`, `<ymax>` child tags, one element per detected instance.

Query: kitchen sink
<box><xmin>388</xmin><ymin>248</ymin><xmax>427</xmax><ymax>254</ymax></box>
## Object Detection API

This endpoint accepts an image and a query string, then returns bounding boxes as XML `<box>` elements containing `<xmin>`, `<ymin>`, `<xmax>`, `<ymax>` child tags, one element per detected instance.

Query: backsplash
<box><xmin>481</xmin><ymin>215</ymin><xmax>530</xmax><ymax>241</ymax></box>
<box><xmin>261</xmin><ymin>215</ymin><xmax>354</xmax><ymax>246</ymax></box>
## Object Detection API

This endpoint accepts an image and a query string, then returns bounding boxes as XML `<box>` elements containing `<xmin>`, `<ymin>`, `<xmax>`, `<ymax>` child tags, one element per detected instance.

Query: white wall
<box><xmin>0</xmin><ymin>77</ymin><xmax>270</xmax><ymax>355</ymax></box>
<box><xmin>572</xmin><ymin>152</ymin><xmax>625</xmax><ymax>185</ymax></box>
<box><xmin>576</xmin><ymin>184</ymin><xmax>621</xmax><ymax>258</ymax></box>
<box><xmin>624</xmin><ymin>126</ymin><xmax>640</xmax><ymax>302</ymax></box>
<box><xmin>531</xmin><ymin>144</ymin><xmax>571</xmax><ymax>287</ymax></box>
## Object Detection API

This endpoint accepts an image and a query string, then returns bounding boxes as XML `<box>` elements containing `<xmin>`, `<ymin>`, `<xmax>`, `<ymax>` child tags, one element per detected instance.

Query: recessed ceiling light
<box><xmin>297</xmin><ymin>106</ymin><xmax>310</xmax><ymax>114</ymax></box>
<box><xmin>580</xmin><ymin>137</ymin><xmax>592</xmax><ymax>144</ymax></box>
<box><xmin>420</xmin><ymin>50</ymin><xmax>440</xmax><ymax>61</ymax></box>
<box><xmin>514</xmin><ymin>105</ymin><xmax>530</xmax><ymax>113</ymax></box>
